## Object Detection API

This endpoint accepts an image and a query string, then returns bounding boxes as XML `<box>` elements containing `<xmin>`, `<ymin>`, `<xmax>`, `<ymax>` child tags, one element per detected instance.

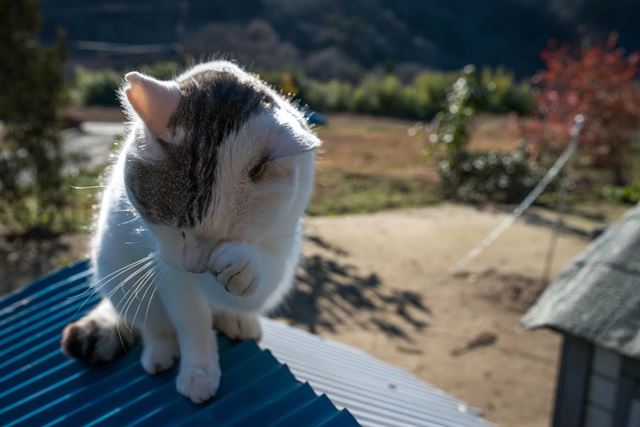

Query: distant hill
<box><xmin>41</xmin><ymin>0</ymin><xmax>640</xmax><ymax>79</ymax></box>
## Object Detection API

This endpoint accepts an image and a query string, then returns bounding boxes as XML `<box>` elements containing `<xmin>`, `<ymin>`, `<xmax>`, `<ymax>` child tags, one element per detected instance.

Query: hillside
<box><xmin>41</xmin><ymin>0</ymin><xmax>640</xmax><ymax>79</ymax></box>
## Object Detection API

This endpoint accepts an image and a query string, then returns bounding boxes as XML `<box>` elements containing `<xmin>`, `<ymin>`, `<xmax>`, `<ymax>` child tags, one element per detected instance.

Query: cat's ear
<box><xmin>124</xmin><ymin>72</ymin><xmax>181</xmax><ymax>141</ymax></box>
<box><xmin>270</xmin><ymin>108</ymin><xmax>322</xmax><ymax>158</ymax></box>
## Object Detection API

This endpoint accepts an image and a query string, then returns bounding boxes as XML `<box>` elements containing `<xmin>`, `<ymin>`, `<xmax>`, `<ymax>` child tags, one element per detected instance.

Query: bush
<box><xmin>601</xmin><ymin>180</ymin><xmax>640</xmax><ymax>204</ymax></box>
<box><xmin>523</xmin><ymin>34</ymin><xmax>640</xmax><ymax>185</ymax></box>
<box><xmin>72</xmin><ymin>66</ymin><xmax>121</xmax><ymax>106</ymax></box>
<box><xmin>0</xmin><ymin>0</ymin><xmax>72</xmax><ymax>233</ymax></box>
<box><xmin>412</xmin><ymin>71</ymin><xmax>453</xmax><ymax>118</ymax></box>
<box><xmin>480</xmin><ymin>67</ymin><xmax>534</xmax><ymax>115</ymax></box>
<box><xmin>72</xmin><ymin>61</ymin><xmax>182</xmax><ymax>107</ymax></box>
<box><xmin>427</xmin><ymin>66</ymin><xmax>542</xmax><ymax>202</ymax></box>
<box><xmin>454</xmin><ymin>147</ymin><xmax>544</xmax><ymax>203</ymax></box>
<box><xmin>74</xmin><ymin>65</ymin><xmax>533</xmax><ymax>120</ymax></box>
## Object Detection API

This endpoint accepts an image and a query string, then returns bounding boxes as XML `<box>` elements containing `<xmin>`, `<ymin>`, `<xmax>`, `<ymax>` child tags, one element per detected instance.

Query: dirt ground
<box><xmin>275</xmin><ymin>204</ymin><xmax>625</xmax><ymax>427</ymax></box>
<box><xmin>2</xmin><ymin>203</ymin><xmax>626</xmax><ymax>426</ymax></box>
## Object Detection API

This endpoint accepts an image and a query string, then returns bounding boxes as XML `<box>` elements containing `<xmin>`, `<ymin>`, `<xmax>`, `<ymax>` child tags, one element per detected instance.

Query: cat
<box><xmin>60</xmin><ymin>61</ymin><xmax>320</xmax><ymax>403</ymax></box>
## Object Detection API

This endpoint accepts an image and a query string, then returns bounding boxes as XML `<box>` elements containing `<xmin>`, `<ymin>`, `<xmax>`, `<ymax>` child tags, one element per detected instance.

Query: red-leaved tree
<box><xmin>524</xmin><ymin>34</ymin><xmax>640</xmax><ymax>185</ymax></box>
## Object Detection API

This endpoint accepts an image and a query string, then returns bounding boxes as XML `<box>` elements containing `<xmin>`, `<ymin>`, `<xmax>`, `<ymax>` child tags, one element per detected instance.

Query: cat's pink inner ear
<box><xmin>125</xmin><ymin>72</ymin><xmax>181</xmax><ymax>141</ymax></box>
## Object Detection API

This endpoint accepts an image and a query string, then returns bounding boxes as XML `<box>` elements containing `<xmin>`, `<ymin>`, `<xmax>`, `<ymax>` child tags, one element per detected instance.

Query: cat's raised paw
<box><xmin>208</xmin><ymin>242</ymin><xmax>260</xmax><ymax>297</ymax></box>
<box><xmin>176</xmin><ymin>364</ymin><xmax>221</xmax><ymax>404</ymax></box>
<box><xmin>214</xmin><ymin>312</ymin><xmax>262</xmax><ymax>341</ymax></box>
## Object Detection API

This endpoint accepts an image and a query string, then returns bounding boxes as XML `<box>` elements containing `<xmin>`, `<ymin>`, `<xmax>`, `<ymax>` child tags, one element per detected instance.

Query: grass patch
<box><xmin>308</xmin><ymin>169</ymin><xmax>441</xmax><ymax>216</ymax></box>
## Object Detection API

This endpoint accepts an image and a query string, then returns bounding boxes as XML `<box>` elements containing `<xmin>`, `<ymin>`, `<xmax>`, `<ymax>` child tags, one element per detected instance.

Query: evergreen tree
<box><xmin>0</xmin><ymin>0</ymin><xmax>67</xmax><ymax>233</ymax></box>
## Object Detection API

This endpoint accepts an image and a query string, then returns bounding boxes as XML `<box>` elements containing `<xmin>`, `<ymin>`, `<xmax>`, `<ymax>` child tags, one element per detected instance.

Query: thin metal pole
<box><xmin>443</xmin><ymin>115</ymin><xmax>585</xmax><ymax>279</ymax></box>
<box><xmin>541</xmin><ymin>173</ymin><xmax>570</xmax><ymax>283</ymax></box>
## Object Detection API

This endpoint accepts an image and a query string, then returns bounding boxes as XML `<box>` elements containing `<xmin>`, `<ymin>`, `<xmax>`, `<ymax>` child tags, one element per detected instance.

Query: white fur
<box><xmin>76</xmin><ymin>61</ymin><xmax>317</xmax><ymax>403</ymax></box>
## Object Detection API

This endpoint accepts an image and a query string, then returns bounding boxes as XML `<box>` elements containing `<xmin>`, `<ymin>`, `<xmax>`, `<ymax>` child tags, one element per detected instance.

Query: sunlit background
<box><xmin>2</xmin><ymin>1</ymin><xmax>640</xmax><ymax>425</ymax></box>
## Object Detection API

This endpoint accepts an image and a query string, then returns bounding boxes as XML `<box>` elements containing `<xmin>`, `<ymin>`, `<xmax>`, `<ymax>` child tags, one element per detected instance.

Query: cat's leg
<box><xmin>139</xmin><ymin>325</ymin><xmax>179</xmax><ymax>374</ymax></box>
<box><xmin>134</xmin><ymin>293</ymin><xmax>179</xmax><ymax>374</ymax></box>
<box><xmin>110</xmin><ymin>268</ymin><xmax>180</xmax><ymax>375</ymax></box>
<box><xmin>158</xmin><ymin>270</ymin><xmax>220</xmax><ymax>404</ymax></box>
<box><xmin>213</xmin><ymin>312</ymin><xmax>262</xmax><ymax>341</ymax></box>
<box><xmin>61</xmin><ymin>299</ymin><xmax>134</xmax><ymax>364</ymax></box>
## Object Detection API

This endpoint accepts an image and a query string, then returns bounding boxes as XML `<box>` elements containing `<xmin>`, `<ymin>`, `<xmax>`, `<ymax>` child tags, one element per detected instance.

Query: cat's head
<box><xmin>120</xmin><ymin>61</ymin><xmax>319</xmax><ymax>273</ymax></box>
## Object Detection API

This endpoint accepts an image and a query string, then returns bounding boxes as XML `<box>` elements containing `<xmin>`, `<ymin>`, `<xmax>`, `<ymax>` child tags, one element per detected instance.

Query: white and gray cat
<box><xmin>61</xmin><ymin>61</ymin><xmax>320</xmax><ymax>403</ymax></box>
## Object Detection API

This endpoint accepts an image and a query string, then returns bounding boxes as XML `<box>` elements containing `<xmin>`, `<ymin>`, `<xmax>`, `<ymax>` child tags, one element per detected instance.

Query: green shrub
<box><xmin>0</xmin><ymin>0</ymin><xmax>74</xmax><ymax>234</ymax></box>
<box><xmin>427</xmin><ymin>66</ymin><xmax>541</xmax><ymax>202</ymax></box>
<box><xmin>480</xmin><ymin>67</ymin><xmax>534</xmax><ymax>115</ymax></box>
<box><xmin>601</xmin><ymin>181</ymin><xmax>640</xmax><ymax>204</ymax></box>
<box><xmin>71</xmin><ymin>61</ymin><xmax>182</xmax><ymax>107</ymax></box>
<box><xmin>411</xmin><ymin>71</ymin><xmax>455</xmax><ymax>118</ymax></box>
<box><xmin>71</xmin><ymin>66</ymin><xmax>121</xmax><ymax>106</ymax></box>
<box><xmin>455</xmin><ymin>147</ymin><xmax>544</xmax><ymax>203</ymax></box>
<box><xmin>73</xmin><ymin>64</ymin><xmax>533</xmax><ymax>119</ymax></box>
<box><xmin>140</xmin><ymin>61</ymin><xmax>180</xmax><ymax>80</ymax></box>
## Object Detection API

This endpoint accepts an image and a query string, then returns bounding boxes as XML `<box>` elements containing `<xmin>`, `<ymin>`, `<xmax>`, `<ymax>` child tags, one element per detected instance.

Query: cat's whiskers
<box><xmin>102</xmin><ymin>259</ymin><xmax>155</xmax><ymax>302</ymax></box>
<box><xmin>118</xmin><ymin>261</ymin><xmax>157</xmax><ymax>332</ymax></box>
<box><xmin>122</xmin><ymin>269</ymin><xmax>156</xmax><ymax>329</ymax></box>
<box><xmin>86</xmin><ymin>254</ymin><xmax>153</xmax><ymax>296</ymax></box>
<box><xmin>118</xmin><ymin>216</ymin><xmax>141</xmax><ymax>226</ymax></box>
<box><xmin>130</xmin><ymin>266</ymin><xmax>161</xmax><ymax>331</ymax></box>
<box><xmin>70</xmin><ymin>254</ymin><xmax>150</xmax><ymax>303</ymax></box>
<box><xmin>100</xmin><ymin>260</ymin><xmax>155</xmax><ymax>321</ymax></box>
<box><xmin>73</xmin><ymin>255</ymin><xmax>153</xmax><ymax>315</ymax></box>
<box><xmin>143</xmin><ymin>264</ymin><xmax>164</xmax><ymax>327</ymax></box>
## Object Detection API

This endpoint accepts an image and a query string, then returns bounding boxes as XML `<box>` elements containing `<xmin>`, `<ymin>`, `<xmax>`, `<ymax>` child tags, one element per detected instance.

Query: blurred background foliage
<box><xmin>0</xmin><ymin>0</ymin><xmax>78</xmax><ymax>235</ymax></box>
<box><xmin>426</xmin><ymin>66</ymin><xmax>544</xmax><ymax>203</ymax></box>
<box><xmin>70</xmin><ymin>63</ymin><xmax>534</xmax><ymax>118</ymax></box>
<box><xmin>1</xmin><ymin>0</ymin><xmax>640</xmax><ymax>237</ymax></box>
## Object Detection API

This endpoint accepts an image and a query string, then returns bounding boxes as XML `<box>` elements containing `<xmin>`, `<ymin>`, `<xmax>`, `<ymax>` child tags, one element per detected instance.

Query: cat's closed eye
<box><xmin>249</xmin><ymin>156</ymin><xmax>270</xmax><ymax>182</ymax></box>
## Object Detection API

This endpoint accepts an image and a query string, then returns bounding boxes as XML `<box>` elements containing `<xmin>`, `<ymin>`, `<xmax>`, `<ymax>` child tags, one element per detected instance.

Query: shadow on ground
<box><xmin>274</xmin><ymin>235</ymin><xmax>431</xmax><ymax>342</ymax></box>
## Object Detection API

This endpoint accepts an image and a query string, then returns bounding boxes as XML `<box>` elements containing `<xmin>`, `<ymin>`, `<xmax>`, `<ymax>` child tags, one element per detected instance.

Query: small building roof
<box><xmin>0</xmin><ymin>261</ymin><xmax>492</xmax><ymax>427</ymax></box>
<box><xmin>523</xmin><ymin>204</ymin><xmax>640</xmax><ymax>359</ymax></box>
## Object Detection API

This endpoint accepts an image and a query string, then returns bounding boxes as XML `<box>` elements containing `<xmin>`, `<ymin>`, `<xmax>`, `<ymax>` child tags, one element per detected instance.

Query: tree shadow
<box><xmin>492</xmin><ymin>205</ymin><xmax>603</xmax><ymax>240</ymax></box>
<box><xmin>274</xmin><ymin>235</ymin><xmax>431</xmax><ymax>342</ymax></box>
<box><xmin>519</xmin><ymin>211</ymin><xmax>595</xmax><ymax>239</ymax></box>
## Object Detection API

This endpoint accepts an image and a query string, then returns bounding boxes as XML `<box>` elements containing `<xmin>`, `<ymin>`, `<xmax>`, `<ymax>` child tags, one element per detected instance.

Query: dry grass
<box><xmin>311</xmin><ymin>114</ymin><xmax>440</xmax><ymax>214</ymax></box>
<box><xmin>310</xmin><ymin>113</ymin><xmax>524</xmax><ymax>214</ymax></box>
<box><xmin>467</xmin><ymin>113</ymin><xmax>521</xmax><ymax>152</ymax></box>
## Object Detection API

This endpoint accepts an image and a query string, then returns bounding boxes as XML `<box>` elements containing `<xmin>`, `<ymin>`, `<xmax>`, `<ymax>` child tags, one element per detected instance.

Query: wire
<box><xmin>438</xmin><ymin>114</ymin><xmax>585</xmax><ymax>282</ymax></box>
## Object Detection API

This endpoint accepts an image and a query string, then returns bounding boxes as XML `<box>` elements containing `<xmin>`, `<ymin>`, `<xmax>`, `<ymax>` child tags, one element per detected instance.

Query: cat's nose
<box><xmin>182</xmin><ymin>238</ymin><xmax>216</xmax><ymax>274</ymax></box>
<box><xmin>183</xmin><ymin>253</ymin><xmax>209</xmax><ymax>273</ymax></box>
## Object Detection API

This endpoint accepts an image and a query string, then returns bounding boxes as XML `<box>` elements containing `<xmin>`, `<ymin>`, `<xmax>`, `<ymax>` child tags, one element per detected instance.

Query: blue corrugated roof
<box><xmin>0</xmin><ymin>261</ymin><xmax>357</xmax><ymax>427</ymax></box>
<box><xmin>0</xmin><ymin>261</ymin><xmax>492</xmax><ymax>427</ymax></box>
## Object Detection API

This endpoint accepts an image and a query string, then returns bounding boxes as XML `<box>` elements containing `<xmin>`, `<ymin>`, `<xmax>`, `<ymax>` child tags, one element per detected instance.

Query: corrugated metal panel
<box><xmin>0</xmin><ymin>262</ymin><xmax>357</xmax><ymax>427</ymax></box>
<box><xmin>261</xmin><ymin>319</ymin><xmax>492</xmax><ymax>427</ymax></box>
<box><xmin>0</xmin><ymin>261</ymin><xmax>492</xmax><ymax>427</ymax></box>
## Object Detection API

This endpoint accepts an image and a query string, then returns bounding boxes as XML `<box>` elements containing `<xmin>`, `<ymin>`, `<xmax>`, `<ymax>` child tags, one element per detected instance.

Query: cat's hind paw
<box><xmin>214</xmin><ymin>312</ymin><xmax>262</xmax><ymax>341</ymax></box>
<box><xmin>61</xmin><ymin>317</ymin><xmax>133</xmax><ymax>364</ymax></box>
<box><xmin>141</xmin><ymin>335</ymin><xmax>178</xmax><ymax>374</ymax></box>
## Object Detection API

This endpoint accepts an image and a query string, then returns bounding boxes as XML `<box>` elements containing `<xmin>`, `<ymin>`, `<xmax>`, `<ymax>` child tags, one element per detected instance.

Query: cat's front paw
<box><xmin>176</xmin><ymin>363</ymin><xmax>221</xmax><ymax>404</ymax></box>
<box><xmin>208</xmin><ymin>242</ymin><xmax>260</xmax><ymax>296</ymax></box>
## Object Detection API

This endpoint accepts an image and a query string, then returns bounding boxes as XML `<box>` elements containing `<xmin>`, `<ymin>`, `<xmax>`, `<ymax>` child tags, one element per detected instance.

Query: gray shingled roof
<box><xmin>523</xmin><ymin>204</ymin><xmax>640</xmax><ymax>359</ymax></box>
